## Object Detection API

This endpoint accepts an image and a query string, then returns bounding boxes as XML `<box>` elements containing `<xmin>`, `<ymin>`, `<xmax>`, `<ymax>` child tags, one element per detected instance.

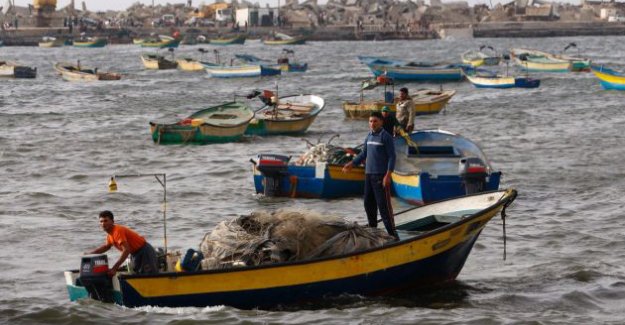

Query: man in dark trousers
<box><xmin>343</xmin><ymin>112</ymin><xmax>398</xmax><ymax>239</ymax></box>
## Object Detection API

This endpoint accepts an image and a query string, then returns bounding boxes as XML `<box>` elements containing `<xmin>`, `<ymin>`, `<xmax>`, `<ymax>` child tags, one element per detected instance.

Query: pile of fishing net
<box><xmin>199</xmin><ymin>209</ymin><xmax>395</xmax><ymax>270</ymax></box>
<box><xmin>294</xmin><ymin>140</ymin><xmax>362</xmax><ymax>166</ymax></box>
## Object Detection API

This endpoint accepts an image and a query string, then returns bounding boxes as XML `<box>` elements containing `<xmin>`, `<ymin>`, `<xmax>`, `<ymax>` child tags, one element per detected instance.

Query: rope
<box><xmin>289</xmin><ymin>175</ymin><xmax>298</xmax><ymax>198</ymax></box>
<box><xmin>500</xmin><ymin>189</ymin><xmax>517</xmax><ymax>261</ymax></box>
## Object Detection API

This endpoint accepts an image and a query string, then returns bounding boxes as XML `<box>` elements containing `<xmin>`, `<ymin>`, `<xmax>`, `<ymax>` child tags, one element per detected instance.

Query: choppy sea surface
<box><xmin>2</xmin><ymin>36</ymin><xmax>625</xmax><ymax>324</ymax></box>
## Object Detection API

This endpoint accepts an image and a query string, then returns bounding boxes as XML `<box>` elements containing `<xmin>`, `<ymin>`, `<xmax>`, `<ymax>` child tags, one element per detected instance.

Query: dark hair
<box><xmin>400</xmin><ymin>87</ymin><xmax>408</xmax><ymax>93</ymax></box>
<box><xmin>370</xmin><ymin>111</ymin><xmax>383</xmax><ymax>120</ymax></box>
<box><xmin>99</xmin><ymin>210</ymin><xmax>114</xmax><ymax>220</ymax></box>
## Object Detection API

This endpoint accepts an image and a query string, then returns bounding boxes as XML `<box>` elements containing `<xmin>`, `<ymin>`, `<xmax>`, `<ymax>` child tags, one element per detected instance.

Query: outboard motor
<box><xmin>78</xmin><ymin>254</ymin><xmax>114</xmax><ymax>303</ymax></box>
<box><xmin>458</xmin><ymin>157</ymin><xmax>488</xmax><ymax>195</ymax></box>
<box><xmin>253</xmin><ymin>154</ymin><xmax>290</xmax><ymax>197</ymax></box>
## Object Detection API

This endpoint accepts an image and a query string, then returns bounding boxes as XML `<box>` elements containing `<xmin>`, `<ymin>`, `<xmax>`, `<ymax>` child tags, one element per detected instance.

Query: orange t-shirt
<box><xmin>106</xmin><ymin>225</ymin><xmax>146</xmax><ymax>254</ymax></box>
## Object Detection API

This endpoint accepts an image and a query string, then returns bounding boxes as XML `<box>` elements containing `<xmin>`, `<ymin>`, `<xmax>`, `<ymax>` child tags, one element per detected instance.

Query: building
<box><xmin>235</xmin><ymin>7</ymin><xmax>279</xmax><ymax>27</ymax></box>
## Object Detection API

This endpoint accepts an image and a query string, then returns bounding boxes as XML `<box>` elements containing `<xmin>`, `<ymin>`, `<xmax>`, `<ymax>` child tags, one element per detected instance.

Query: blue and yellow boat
<box><xmin>368</xmin><ymin>63</ymin><xmax>464</xmax><ymax>82</ymax></box>
<box><xmin>64</xmin><ymin>189</ymin><xmax>517</xmax><ymax>309</ymax></box>
<box><xmin>391</xmin><ymin>130</ymin><xmax>501</xmax><ymax>205</ymax></box>
<box><xmin>251</xmin><ymin>143</ymin><xmax>364</xmax><ymax>198</ymax></box>
<box><xmin>591</xmin><ymin>65</ymin><xmax>625</xmax><ymax>90</ymax></box>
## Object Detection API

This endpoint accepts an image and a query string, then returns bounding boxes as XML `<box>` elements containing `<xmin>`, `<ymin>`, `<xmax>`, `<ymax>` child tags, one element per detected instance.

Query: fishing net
<box><xmin>294</xmin><ymin>141</ymin><xmax>362</xmax><ymax>166</ymax></box>
<box><xmin>199</xmin><ymin>209</ymin><xmax>395</xmax><ymax>270</ymax></box>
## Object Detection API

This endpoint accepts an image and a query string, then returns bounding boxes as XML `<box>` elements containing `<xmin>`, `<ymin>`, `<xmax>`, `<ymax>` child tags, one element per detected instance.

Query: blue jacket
<box><xmin>352</xmin><ymin>128</ymin><xmax>396</xmax><ymax>174</ymax></box>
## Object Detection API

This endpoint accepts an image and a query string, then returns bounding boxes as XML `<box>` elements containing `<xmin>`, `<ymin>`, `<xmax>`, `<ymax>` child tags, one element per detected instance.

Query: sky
<box><xmin>11</xmin><ymin>0</ymin><xmax>579</xmax><ymax>12</ymax></box>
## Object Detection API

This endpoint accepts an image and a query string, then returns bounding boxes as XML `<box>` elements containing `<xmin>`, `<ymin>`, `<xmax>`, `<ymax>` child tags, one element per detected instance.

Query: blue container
<box><xmin>181</xmin><ymin>249</ymin><xmax>204</xmax><ymax>271</ymax></box>
<box><xmin>384</xmin><ymin>91</ymin><xmax>394</xmax><ymax>103</ymax></box>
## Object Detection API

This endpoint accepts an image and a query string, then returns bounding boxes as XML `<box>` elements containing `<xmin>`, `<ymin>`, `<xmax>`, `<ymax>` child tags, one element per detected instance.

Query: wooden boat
<box><xmin>149</xmin><ymin>102</ymin><xmax>254</xmax><ymax>144</ymax></box>
<box><xmin>64</xmin><ymin>189</ymin><xmax>518</xmax><ymax>309</ymax></box>
<box><xmin>391</xmin><ymin>129</ymin><xmax>501</xmax><ymax>205</ymax></box>
<box><xmin>591</xmin><ymin>65</ymin><xmax>625</xmax><ymax>90</ymax></box>
<box><xmin>176</xmin><ymin>58</ymin><xmax>210</xmax><ymax>71</ymax></box>
<box><xmin>73</xmin><ymin>37</ymin><xmax>108</xmax><ymax>48</ymax></box>
<box><xmin>38</xmin><ymin>36</ymin><xmax>65</xmax><ymax>48</ymax></box>
<box><xmin>245</xmin><ymin>94</ymin><xmax>325</xmax><ymax>135</ymax></box>
<box><xmin>140</xmin><ymin>35</ymin><xmax>180</xmax><ymax>48</ymax></box>
<box><xmin>202</xmin><ymin>62</ymin><xmax>281</xmax><ymax>78</ymax></box>
<box><xmin>251</xmin><ymin>141</ymin><xmax>365</xmax><ymax>198</ymax></box>
<box><xmin>511</xmin><ymin>47</ymin><xmax>590</xmax><ymax>72</ymax></box>
<box><xmin>466</xmin><ymin>74</ymin><xmax>539</xmax><ymax>88</ymax></box>
<box><xmin>235</xmin><ymin>52</ymin><xmax>308</xmax><ymax>72</ymax></box>
<box><xmin>263</xmin><ymin>33</ymin><xmax>306</xmax><ymax>45</ymax></box>
<box><xmin>141</xmin><ymin>53</ymin><xmax>178</xmax><ymax>70</ymax></box>
<box><xmin>368</xmin><ymin>63</ymin><xmax>464</xmax><ymax>82</ymax></box>
<box><xmin>53</xmin><ymin>62</ymin><xmax>121</xmax><ymax>81</ymax></box>
<box><xmin>209</xmin><ymin>35</ymin><xmax>246</xmax><ymax>45</ymax></box>
<box><xmin>357</xmin><ymin>56</ymin><xmax>406</xmax><ymax>66</ymax></box>
<box><xmin>510</xmin><ymin>48</ymin><xmax>571</xmax><ymax>72</ymax></box>
<box><xmin>132</xmin><ymin>38</ymin><xmax>144</xmax><ymax>45</ymax></box>
<box><xmin>343</xmin><ymin>88</ymin><xmax>456</xmax><ymax>119</ymax></box>
<box><xmin>0</xmin><ymin>61</ymin><xmax>37</xmax><ymax>78</ymax></box>
<box><xmin>461</xmin><ymin>47</ymin><xmax>500</xmax><ymax>67</ymax></box>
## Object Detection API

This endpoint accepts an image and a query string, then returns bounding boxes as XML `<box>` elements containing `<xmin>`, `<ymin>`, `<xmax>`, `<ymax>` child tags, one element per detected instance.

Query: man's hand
<box><xmin>342</xmin><ymin>161</ymin><xmax>353</xmax><ymax>173</ymax></box>
<box><xmin>406</xmin><ymin>124</ymin><xmax>414</xmax><ymax>133</ymax></box>
<box><xmin>383</xmin><ymin>173</ymin><xmax>392</xmax><ymax>188</ymax></box>
<box><xmin>107</xmin><ymin>266</ymin><xmax>118</xmax><ymax>277</ymax></box>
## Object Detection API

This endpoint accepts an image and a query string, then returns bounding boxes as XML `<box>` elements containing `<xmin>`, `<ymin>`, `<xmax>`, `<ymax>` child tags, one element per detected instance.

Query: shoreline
<box><xmin>1</xmin><ymin>21</ymin><xmax>625</xmax><ymax>45</ymax></box>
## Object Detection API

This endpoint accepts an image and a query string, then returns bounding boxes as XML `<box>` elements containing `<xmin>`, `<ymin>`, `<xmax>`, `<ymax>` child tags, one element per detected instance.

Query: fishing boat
<box><xmin>245</xmin><ymin>93</ymin><xmax>325</xmax><ymax>135</ymax></box>
<box><xmin>343</xmin><ymin>77</ymin><xmax>455</xmax><ymax>119</ymax></box>
<box><xmin>461</xmin><ymin>46</ymin><xmax>500</xmax><ymax>67</ymax></box>
<box><xmin>235</xmin><ymin>50</ymin><xmax>308</xmax><ymax>72</ymax></box>
<box><xmin>141</xmin><ymin>53</ymin><xmax>178</xmax><ymax>70</ymax></box>
<box><xmin>149</xmin><ymin>102</ymin><xmax>255</xmax><ymax>144</ymax></box>
<box><xmin>465</xmin><ymin>73</ymin><xmax>539</xmax><ymax>89</ymax></box>
<box><xmin>38</xmin><ymin>36</ymin><xmax>65</xmax><ymax>48</ymax></box>
<box><xmin>591</xmin><ymin>65</ymin><xmax>625</xmax><ymax>90</ymax></box>
<box><xmin>132</xmin><ymin>38</ymin><xmax>145</xmax><ymax>45</ymax></box>
<box><xmin>510</xmin><ymin>48</ymin><xmax>571</xmax><ymax>72</ymax></box>
<box><xmin>176</xmin><ymin>58</ymin><xmax>207</xmax><ymax>71</ymax></box>
<box><xmin>251</xmin><ymin>138</ymin><xmax>365</xmax><ymax>198</ymax></box>
<box><xmin>391</xmin><ymin>129</ymin><xmax>501</xmax><ymax>205</ymax></box>
<box><xmin>209</xmin><ymin>35</ymin><xmax>246</xmax><ymax>45</ymax></box>
<box><xmin>140</xmin><ymin>35</ymin><xmax>180</xmax><ymax>48</ymax></box>
<box><xmin>53</xmin><ymin>62</ymin><xmax>121</xmax><ymax>81</ymax></box>
<box><xmin>202</xmin><ymin>62</ymin><xmax>281</xmax><ymax>78</ymax></box>
<box><xmin>263</xmin><ymin>32</ymin><xmax>306</xmax><ymax>45</ymax></box>
<box><xmin>511</xmin><ymin>46</ymin><xmax>590</xmax><ymax>72</ymax></box>
<box><xmin>73</xmin><ymin>37</ymin><xmax>108</xmax><ymax>48</ymax></box>
<box><xmin>357</xmin><ymin>56</ymin><xmax>406</xmax><ymax>66</ymax></box>
<box><xmin>368</xmin><ymin>63</ymin><xmax>464</xmax><ymax>82</ymax></box>
<box><xmin>64</xmin><ymin>189</ymin><xmax>517</xmax><ymax>309</ymax></box>
<box><xmin>0</xmin><ymin>61</ymin><xmax>37</xmax><ymax>78</ymax></box>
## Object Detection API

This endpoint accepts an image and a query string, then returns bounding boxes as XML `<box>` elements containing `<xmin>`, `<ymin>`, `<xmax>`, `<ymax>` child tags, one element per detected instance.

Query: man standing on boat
<box><xmin>381</xmin><ymin>106</ymin><xmax>400</xmax><ymax>136</ymax></box>
<box><xmin>88</xmin><ymin>210</ymin><xmax>158</xmax><ymax>276</ymax></box>
<box><xmin>396</xmin><ymin>87</ymin><xmax>415</xmax><ymax>133</ymax></box>
<box><xmin>343</xmin><ymin>112</ymin><xmax>398</xmax><ymax>239</ymax></box>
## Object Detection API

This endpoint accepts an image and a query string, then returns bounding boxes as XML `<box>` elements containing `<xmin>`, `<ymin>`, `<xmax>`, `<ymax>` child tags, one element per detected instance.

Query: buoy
<box><xmin>108</xmin><ymin>177</ymin><xmax>117</xmax><ymax>192</ymax></box>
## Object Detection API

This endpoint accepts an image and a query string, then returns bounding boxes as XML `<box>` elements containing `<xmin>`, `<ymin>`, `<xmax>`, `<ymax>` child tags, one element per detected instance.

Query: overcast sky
<box><xmin>12</xmin><ymin>0</ymin><xmax>577</xmax><ymax>12</ymax></box>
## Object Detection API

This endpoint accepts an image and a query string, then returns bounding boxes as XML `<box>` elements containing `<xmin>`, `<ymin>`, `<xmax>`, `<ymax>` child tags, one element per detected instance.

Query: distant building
<box><xmin>235</xmin><ymin>7</ymin><xmax>278</xmax><ymax>27</ymax></box>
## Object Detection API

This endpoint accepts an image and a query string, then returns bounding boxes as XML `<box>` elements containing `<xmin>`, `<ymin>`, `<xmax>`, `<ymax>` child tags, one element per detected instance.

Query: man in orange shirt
<box><xmin>89</xmin><ymin>210</ymin><xmax>158</xmax><ymax>276</ymax></box>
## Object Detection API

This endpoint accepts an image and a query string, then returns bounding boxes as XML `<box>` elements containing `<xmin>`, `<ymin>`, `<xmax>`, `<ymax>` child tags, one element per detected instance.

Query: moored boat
<box><xmin>140</xmin><ymin>35</ymin><xmax>180</xmax><ymax>48</ymax></box>
<box><xmin>141</xmin><ymin>53</ymin><xmax>178</xmax><ymax>70</ymax></box>
<box><xmin>461</xmin><ymin>46</ymin><xmax>500</xmax><ymax>67</ymax></box>
<box><xmin>391</xmin><ymin>129</ymin><xmax>501</xmax><ymax>205</ymax></box>
<box><xmin>263</xmin><ymin>32</ymin><xmax>306</xmax><ymax>45</ymax></box>
<box><xmin>465</xmin><ymin>71</ymin><xmax>539</xmax><ymax>89</ymax></box>
<box><xmin>176</xmin><ymin>58</ymin><xmax>210</xmax><ymax>71</ymax></box>
<box><xmin>73</xmin><ymin>37</ymin><xmax>108</xmax><ymax>48</ymax></box>
<box><xmin>149</xmin><ymin>101</ymin><xmax>255</xmax><ymax>144</ymax></box>
<box><xmin>0</xmin><ymin>61</ymin><xmax>37</xmax><ymax>78</ymax></box>
<box><xmin>591</xmin><ymin>65</ymin><xmax>625</xmax><ymax>90</ymax></box>
<box><xmin>510</xmin><ymin>48</ymin><xmax>571</xmax><ymax>72</ymax></box>
<box><xmin>38</xmin><ymin>36</ymin><xmax>65</xmax><ymax>48</ymax></box>
<box><xmin>245</xmin><ymin>93</ymin><xmax>325</xmax><ymax>136</ymax></box>
<box><xmin>209</xmin><ymin>35</ymin><xmax>246</xmax><ymax>45</ymax></box>
<box><xmin>235</xmin><ymin>50</ymin><xmax>308</xmax><ymax>72</ymax></box>
<box><xmin>64</xmin><ymin>189</ymin><xmax>517</xmax><ymax>309</ymax></box>
<box><xmin>251</xmin><ymin>139</ymin><xmax>365</xmax><ymax>198</ymax></box>
<box><xmin>202</xmin><ymin>62</ymin><xmax>281</xmax><ymax>78</ymax></box>
<box><xmin>53</xmin><ymin>62</ymin><xmax>121</xmax><ymax>81</ymax></box>
<box><xmin>343</xmin><ymin>88</ymin><xmax>456</xmax><ymax>119</ymax></box>
<box><xmin>368</xmin><ymin>63</ymin><xmax>464</xmax><ymax>82</ymax></box>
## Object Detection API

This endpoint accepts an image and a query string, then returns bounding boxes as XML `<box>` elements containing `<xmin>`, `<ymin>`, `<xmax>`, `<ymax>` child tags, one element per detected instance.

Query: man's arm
<box><xmin>383</xmin><ymin>133</ymin><xmax>396</xmax><ymax>188</ymax></box>
<box><xmin>89</xmin><ymin>243</ymin><xmax>112</xmax><ymax>255</ymax></box>
<box><xmin>407</xmin><ymin>99</ymin><xmax>415</xmax><ymax>132</ymax></box>
<box><xmin>109</xmin><ymin>240</ymin><xmax>132</xmax><ymax>276</ymax></box>
<box><xmin>343</xmin><ymin>135</ymin><xmax>368</xmax><ymax>172</ymax></box>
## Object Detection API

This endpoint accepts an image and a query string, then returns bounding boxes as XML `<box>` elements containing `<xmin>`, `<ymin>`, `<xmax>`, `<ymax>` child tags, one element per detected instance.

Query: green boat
<box><xmin>73</xmin><ymin>37</ymin><xmax>107</xmax><ymax>48</ymax></box>
<box><xmin>150</xmin><ymin>102</ymin><xmax>254</xmax><ymax>144</ymax></box>
<box><xmin>209</xmin><ymin>35</ymin><xmax>246</xmax><ymax>45</ymax></box>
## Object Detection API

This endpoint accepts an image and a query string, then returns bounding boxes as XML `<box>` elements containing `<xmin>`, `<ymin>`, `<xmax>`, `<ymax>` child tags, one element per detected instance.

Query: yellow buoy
<box><xmin>108</xmin><ymin>177</ymin><xmax>117</xmax><ymax>192</ymax></box>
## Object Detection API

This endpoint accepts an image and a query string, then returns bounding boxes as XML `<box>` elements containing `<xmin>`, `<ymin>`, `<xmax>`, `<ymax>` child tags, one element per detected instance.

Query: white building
<box><xmin>235</xmin><ymin>7</ymin><xmax>279</xmax><ymax>27</ymax></box>
<box><xmin>600</xmin><ymin>8</ymin><xmax>618</xmax><ymax>20</ymax></box>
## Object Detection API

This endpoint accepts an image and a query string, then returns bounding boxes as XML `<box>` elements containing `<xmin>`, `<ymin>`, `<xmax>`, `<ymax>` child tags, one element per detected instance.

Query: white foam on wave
<box><xmin>128</xmin><ymin>305</ymin><xmax>227</xmax><ymax>314</ymax></box>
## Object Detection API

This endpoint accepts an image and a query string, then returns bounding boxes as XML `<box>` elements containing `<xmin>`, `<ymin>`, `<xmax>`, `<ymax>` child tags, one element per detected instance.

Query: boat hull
<box><xmin>245</xmin><ymin>115</ymin><xmax>317</xmax><ymax>135</ymax></box>
<box><xmin>253</xmin><ymin>164</ymin><xmax>365</xmax><ymax>198</ymax></box>
<box><xmin>73</xmin><ymin>38</ymin><xmax>107</xmax><ymax>48</ymax></box>
<box><xmin>209</xmin><ymin>35</ymin><xmax>246</xmax><ymax>45</ymax></box>
<box><xmin>176</xmin><ymin>59</ymin><xmax>205</xmax><ymax>71</ymax></box>
<box><xmin>150</xmin><ymin>123</ymin><xmax>249</xmax><ymax>144</ymax></box>
<box><xmin>391</xmin><ymin>172</ymin><xmax>502</xmax><ymax>205</ymax></box>
<box><xmin>141</xmin><ymin>39</ymin><xmax>180</xmax><ymax>48</ymax></box>
<box><xmin>591</xmin><ymin>65</ymin><xmax>625</xmax><ymax>90</ymax></box>
<box><xmin>204</xmin><ymin>64</ymin><xmax>281</xmax><ymax>78</ymax></box>
<box><xmin>141</xmin><ymin>54</ymin><xmax>178</xmax><ymax>70</ymax></box>
<box><xmin>0</xmin><ymin>63</ymin><xmax>37</xmax><ymax>78</ymax></box>
<box><xmin>369</xmin><ymin>65</ymin><xmax>464</xmax><ymax>82</ymax></box>
<box><xmin>263</xmin><ymin>38</ymin><xmax>306</xmax><ymax>45</ymax></box>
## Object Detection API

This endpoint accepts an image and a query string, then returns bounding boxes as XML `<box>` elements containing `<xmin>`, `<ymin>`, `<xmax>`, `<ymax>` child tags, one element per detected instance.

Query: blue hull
<box><xmin>599</xmin><ymin>81</ymin><xmax>625</xmax><ymax>90</ymax></box>
<box><xmin>371</xmin><ymin>68</ymin><xmax>463</xmax><ymax>82</ymax></box>
<box><xmin>119</xmin><ymin>233</ymin><xmax>481</xmax><ymax>309</ymax></box>
<box><xmin>392</xmin><ymin>172</ymin><xmax>502</xmax><ymax>205</ymax></box>
<box><xmin>253</xmin><ymin>165</ymin><xmax>363</xmax><ymax>198</ymax></box>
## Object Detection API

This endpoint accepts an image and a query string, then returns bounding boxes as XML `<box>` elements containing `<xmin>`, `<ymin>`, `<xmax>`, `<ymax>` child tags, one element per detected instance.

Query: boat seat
<box><xmin>407</xmin><ymin>146</ymin><xmax>460</xmax><ymax>158</ymax></box>
<box><xmin>398</xmin><ymin>214</ymin><xmax>463</xmax><ymax>232</ymax></box>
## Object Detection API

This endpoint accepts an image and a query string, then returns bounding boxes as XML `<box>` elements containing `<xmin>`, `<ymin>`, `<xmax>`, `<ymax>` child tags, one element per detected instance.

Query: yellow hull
<box><xmin>343</xmin><ymin>89</ymin><xmax>455</xmax><ymax>119</ymax></box>
<box><xmin>176</xmin><ymin>59</ymin><xmax>204</xmax><ymax>71</ymax></box>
